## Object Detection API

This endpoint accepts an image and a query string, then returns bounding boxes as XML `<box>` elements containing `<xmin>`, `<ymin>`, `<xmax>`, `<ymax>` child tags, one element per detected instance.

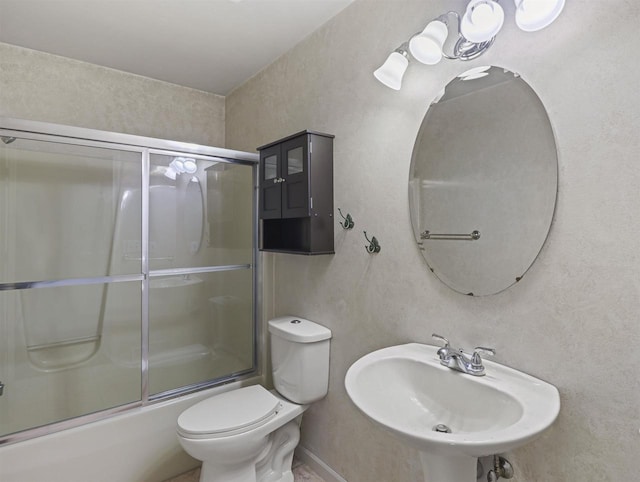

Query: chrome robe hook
<box><xmin>363</xmin><ymin>231</ymin><xmax>381</xmax><ymax>253</ymax></box>
<box><xmin>338</xmin><ymin>208</ymin><xmax>354</xmax><ymax>229</ymax></box>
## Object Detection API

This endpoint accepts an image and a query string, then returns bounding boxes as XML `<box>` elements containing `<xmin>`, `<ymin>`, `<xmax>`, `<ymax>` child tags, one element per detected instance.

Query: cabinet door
<box><xmin>259</xmin><ymin>144</ymin><xmax>282</xmax><ymax>219</ymax></box>
<box><xmin>281</xmin><ymin>135</ymin><xmax>309</xmax><ymax>218</ymax></box>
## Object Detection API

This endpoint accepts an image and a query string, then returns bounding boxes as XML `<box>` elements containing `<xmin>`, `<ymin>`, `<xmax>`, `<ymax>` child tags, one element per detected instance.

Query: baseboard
<box><xmin>295</xmin><ymin>445</ymin><xmax>348</xmax><ymax>482</ymax></box>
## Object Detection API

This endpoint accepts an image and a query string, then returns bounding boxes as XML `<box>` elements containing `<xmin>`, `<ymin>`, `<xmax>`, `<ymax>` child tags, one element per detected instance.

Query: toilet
<box><xmin>177</xmin><ymin>316</ymin><xmax>332</xmax><ymax>482</ymax></box>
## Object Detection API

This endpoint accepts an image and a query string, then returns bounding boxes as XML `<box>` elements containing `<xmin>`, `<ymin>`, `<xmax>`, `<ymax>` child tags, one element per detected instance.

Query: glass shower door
<box><xmin>0</xmin><ymin>136</ymin><xmax>143</xmax><ymax>437</ymax></box>
<box><xmin>147</xmin><ymin>153</ymin><xmax>254</xmax><ymax>396</ymax></box>
<box><xmin>0</xmin><ymin>121</ymin><xmax>258</xmax><ymax>445</ymax></box>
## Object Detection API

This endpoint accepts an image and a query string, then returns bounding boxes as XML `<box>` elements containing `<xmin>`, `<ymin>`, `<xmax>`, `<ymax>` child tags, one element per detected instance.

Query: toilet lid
<box><xmin>177</xmin><ymin>385</ymin><xmax>281</xmax><ymax>437</ymax></box>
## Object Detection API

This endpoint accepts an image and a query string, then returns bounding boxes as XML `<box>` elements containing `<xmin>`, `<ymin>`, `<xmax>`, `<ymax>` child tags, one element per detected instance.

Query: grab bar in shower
<box><xmin>420</xmin><ymin>230</ymin><xmax>481</xmax><ymax>241</ymax></box>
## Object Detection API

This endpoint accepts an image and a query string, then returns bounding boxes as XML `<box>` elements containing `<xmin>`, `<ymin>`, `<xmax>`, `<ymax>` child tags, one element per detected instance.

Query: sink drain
<box><xmin>433</xmin><ymin>424</ymin><xmax>452</xmax><ymax>433</ymax></box>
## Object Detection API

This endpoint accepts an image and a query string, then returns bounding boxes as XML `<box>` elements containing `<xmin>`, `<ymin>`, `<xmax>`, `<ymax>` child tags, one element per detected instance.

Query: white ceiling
<box><xmin>0</xmin><ymin>0</ymin><xmax>354</xmax><ymax>95</ymax></box>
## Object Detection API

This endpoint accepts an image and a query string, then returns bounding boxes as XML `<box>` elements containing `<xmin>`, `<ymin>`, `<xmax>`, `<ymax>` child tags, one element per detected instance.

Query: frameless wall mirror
<box><xmin>409</xmin><ymin>66</ymin><xmax>558</xmax><ymax>296</ymax></box>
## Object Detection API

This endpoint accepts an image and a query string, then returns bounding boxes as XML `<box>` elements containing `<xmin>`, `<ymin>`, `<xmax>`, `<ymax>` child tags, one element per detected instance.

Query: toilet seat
<box><xmin>177</xmin><ymin>385</ymin><xmax>282</xmax><ymax>439</ymax></box>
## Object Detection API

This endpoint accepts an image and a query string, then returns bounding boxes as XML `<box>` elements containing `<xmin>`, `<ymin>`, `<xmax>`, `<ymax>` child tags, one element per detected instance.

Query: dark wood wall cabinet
<box><xmin>258</xmin><ymin>130</ymin><xmax>334</xmax><ymax>255</ymax></box>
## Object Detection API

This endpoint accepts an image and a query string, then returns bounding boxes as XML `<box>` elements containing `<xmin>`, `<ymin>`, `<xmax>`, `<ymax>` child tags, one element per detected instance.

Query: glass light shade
<box><xmin>164</xmin><ymin>167</ymin><xmax>177</xmax><ymax>180</ymax></box>
<box><xmin>514</xmin><ymin>0</ymin><xmax>565</xmax><ymax>32</ymax></box>
<box><xmin>373</xmin><ymin>51</ymin><xmax>409</xmax><ymax>90</ymax></box>
<box><xmin>460</xmin><ymin>0</ymin><xmax>504</xmax><ymax>43</ymax></box>
<box><xmin>183</xmin><ymin>159</ymin><xmax>198</xmax><ymax>173</ymax></box>
<box><xmin>170</xmin><ymin>157</ymin><xmax>186</xmax><ymax>173</ymax></box>
<box><xmin>409</xmin><ymin>20</ymin><xmax>448</xmax><ymax>65</ymax></box>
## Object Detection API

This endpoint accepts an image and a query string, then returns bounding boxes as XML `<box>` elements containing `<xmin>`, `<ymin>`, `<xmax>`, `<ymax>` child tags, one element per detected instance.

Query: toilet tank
<box><xmin>268</xmin><ymin>316</ymin><xmax>332</xmax><ymax>404</ymax></box>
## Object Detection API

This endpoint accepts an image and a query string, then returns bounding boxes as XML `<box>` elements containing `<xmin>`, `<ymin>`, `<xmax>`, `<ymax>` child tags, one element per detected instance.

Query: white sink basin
<box><xmin>345</xmin><ymin>343</ymin><xmax>560</xmax><ymax>481</ymax></box>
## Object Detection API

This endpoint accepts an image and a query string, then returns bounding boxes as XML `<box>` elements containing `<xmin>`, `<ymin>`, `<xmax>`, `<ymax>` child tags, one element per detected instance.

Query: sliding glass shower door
<box><xmin>0</xmin><ymin>124</ymin><xmax>257</xmax><ymax>443</ymax></box>
<box><xmin>0</xmin><ymin>138</ymin><xmax>144</xmax><ymax>437</ymax></box>
<box><xmin>146</xmin><ymin>152</ymin><xmax>254</xmax><ymax>396</ymax></box>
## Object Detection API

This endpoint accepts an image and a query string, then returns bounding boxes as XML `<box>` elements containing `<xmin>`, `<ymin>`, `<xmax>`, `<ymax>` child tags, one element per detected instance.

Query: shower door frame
<box><xmin>0</xmin><ymin>116</ymin><xmax>261</xmax><ymax>446</ymax></box>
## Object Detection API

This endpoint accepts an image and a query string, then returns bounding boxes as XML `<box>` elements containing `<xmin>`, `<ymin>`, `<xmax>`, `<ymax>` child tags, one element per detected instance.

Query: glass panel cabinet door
<box><xmin>264</xmin><ymin>153</ymin><xmax>278</xmax><ymax>180</ymax></box>
<box><xmin>281</xmin><ymin>136</ymin><xmax>309</xmax><ymax>218</ymax></box>
<box><xmin>286</xmin><ymin>147</ymin><xmax>303</xmax><ymax>175</ymax></box>
<box><xmin>259</xmin><ymin>144</ymin><xmax>282</xmax><ymax>219</ymax></box>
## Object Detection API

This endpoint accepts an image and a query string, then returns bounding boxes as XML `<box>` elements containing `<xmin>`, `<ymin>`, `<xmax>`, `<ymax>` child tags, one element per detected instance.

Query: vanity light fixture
<box><xmin>374</xmin><ymin>0</ymin><xmax>565</xmax><ymax>90</ymax></box>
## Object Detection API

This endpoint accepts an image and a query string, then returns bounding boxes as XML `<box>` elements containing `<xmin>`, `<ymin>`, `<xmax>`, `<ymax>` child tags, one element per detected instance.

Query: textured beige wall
<box><xmin>226</xmin><ymin>0</ymin><xmax>640</xmax><ymax>480</ymax></box>
<box><xmin>0</xmin><ymin>42</ymin><xmax>225</xmax><ymax>146</ymax></box>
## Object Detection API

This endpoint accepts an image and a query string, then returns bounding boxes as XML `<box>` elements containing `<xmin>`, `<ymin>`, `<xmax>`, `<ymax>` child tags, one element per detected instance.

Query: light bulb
<box><xmin>514</xmin><ymin>0</ymin><xmax>565</xmax><ymax>32</ymax></box>
<box><xmin>460</xmin><ymin>0</ymin><xmax>504</xmax><ymax>43</ymax></box>
<box><xmin>183</xmin><ymin>159</ymin><xmax>198</xmax><ymax>173</ymax></box>
<box><xmin>409</xmin><ymin>20</ymin><xmax>448</xmax><ymax>65</ymax></box>
<box><xmin>373</xmin><ymin>51</ymin><xmax>409</xmax><ymax>90</ymax></box>
<box><xmin>471</xmin><ymin>2</ymin><xmax>494</xmax><ymax>26</ymax></box>
<box><xmin>170</xmin><ymin>157</ymin><xmax>186</xmax><ymax>173</ymax></box>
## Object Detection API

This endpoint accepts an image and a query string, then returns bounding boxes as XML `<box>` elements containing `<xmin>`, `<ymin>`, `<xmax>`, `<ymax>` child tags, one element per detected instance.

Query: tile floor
<box><xmin>165</xmin><ymin>460</ymin><xmax>325</xmax><ymax>482</ymax></box>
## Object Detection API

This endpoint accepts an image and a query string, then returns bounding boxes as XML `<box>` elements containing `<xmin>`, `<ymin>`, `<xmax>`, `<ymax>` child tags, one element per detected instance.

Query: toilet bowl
<box><xmin>177</xmin><ymin>316</ymin><xmax>331</xmax><ymax>482</ymax></box>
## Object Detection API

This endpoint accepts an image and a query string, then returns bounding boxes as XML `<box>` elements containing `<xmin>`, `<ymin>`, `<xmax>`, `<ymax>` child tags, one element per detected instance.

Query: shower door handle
<box><xmin>0</xmin><ymin>381</ymin><xmax>4</xmax><ymax>396</ymax></box>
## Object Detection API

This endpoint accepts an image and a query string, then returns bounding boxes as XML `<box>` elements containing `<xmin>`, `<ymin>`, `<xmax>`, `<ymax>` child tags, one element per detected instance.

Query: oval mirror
<box><xmin>409</xmin><ymin>66</ymin><xmax>557</xmax><ymax>296</ymax></box>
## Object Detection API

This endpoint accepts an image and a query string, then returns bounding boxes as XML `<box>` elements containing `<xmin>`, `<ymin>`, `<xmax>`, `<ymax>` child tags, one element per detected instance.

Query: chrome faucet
<box><xmin>431</xmin><ymin>334</ymin><xmax>495</xmax><ymax>377</ymax></box>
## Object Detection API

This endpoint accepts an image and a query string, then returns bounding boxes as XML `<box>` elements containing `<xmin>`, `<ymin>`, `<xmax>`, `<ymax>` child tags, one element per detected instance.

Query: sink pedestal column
<box><xmin>419</xmin><ymin>452</ymin><xmax>477</xmax><ymax>482</ymax></box>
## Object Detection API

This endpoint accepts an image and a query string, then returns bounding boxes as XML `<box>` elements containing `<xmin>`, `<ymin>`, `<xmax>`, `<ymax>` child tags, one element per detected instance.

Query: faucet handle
<box><xmin>471</xmin><ymin>346</ymin><xmax>496</xmax><ymax>368</ymax></box>
<box><xmin>432</xmin><ymin>333</ymin><xmax>450</xmax><ymax>347</ymax></box>
<box><xmin>473</xmin><ymin>346</ymin><xmax>496</xmax><ymax>357</ymax></box>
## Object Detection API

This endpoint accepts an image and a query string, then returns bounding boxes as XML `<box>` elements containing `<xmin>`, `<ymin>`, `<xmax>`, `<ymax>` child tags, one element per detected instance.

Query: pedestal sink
<box><xmin>344</xmin><ymin>344</ymin><xmax>560</xmax><ymax>482</ymax></box>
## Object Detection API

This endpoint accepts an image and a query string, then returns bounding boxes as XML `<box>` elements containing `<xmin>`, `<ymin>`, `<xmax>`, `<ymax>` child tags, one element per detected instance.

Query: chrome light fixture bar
<box><xmin>374</xmin><ymin>0</ymin><xmax>565</xmax><ymax>90</ymax></box>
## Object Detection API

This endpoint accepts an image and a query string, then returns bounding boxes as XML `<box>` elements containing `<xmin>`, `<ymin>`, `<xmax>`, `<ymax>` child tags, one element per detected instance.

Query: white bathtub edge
<box><xmin>0</xmin><ymin>376</ymin><xmax>261</xmax><ymax>482</ymax></box>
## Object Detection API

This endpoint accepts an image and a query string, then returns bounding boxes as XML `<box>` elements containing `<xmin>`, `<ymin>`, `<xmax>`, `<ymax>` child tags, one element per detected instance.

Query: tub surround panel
<box><xmin>0</xmin><ymin>42</ymin><xmax>225</xmax><ymax>147</ymax></box>
<box><xmin>226</xmin><ymin>0</ymin><xmax>640</xmax><ymax>480</ymax></box>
